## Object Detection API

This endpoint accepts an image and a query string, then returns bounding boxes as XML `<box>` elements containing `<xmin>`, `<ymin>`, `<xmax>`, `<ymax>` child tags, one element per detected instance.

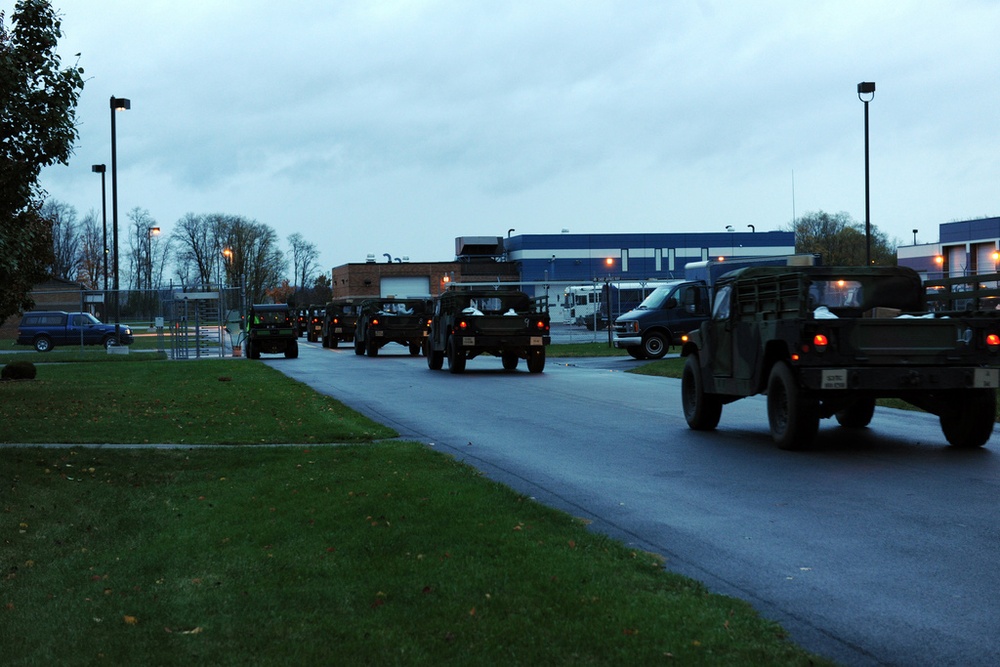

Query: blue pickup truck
<box><xmin>15</xmin><ymin>311</ymin><xmax>134</xmax><ymax>352</ymax></box>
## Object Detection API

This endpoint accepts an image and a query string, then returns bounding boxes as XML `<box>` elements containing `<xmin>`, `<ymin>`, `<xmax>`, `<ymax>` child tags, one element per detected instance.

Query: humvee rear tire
<box><xmin>285</xmin><ymin>340</ymin><xmax>298</xmax><ymax>359</ymax></box>
<box><xmin>322</xmin><ymin>334</ymin><xmax>330</xmax><ymax>348</ymax></box>
<box><xmin>940</xmin><ymin>388</ymin><xmax>996</xmax><ymax>448</ymax></box>
<box><xmin>682</xmin><ymin>353</ymin><xmax>722</xmax><ymax>430</ymax></box>
<box><xmin>527</xmin><ymin>348</ymin><xmax>545</xmax><ymax>373</ymax></box>
<box><xmin>642</xmin><ymin>332</ymin><xmax>668</xmax><ymax>360</ymax></box>
<box><xmin>767</xmin><ymin>361</ymin><xmax>819</xmax><ymax>450</ymax></box>
<box><xmin>354</xmin><ymin>338</ymin><xmax>365</xmax><ymax>355</ymax></box>
<box><xmin>366</xmin><ymin>333</ymin><xmax>379</xmax><ymax>357</ymax></box>
<box><xmin>835</xmin><ymin>398</ymin><xmax>876</xmax><ymax>428</ymax></box>
<box><xmin>447</xmin><ymin>337</ymin><xmax>466</xmax><ymax>374</ymax></box>
<box><xmin>409</xmin><ymin>342</ymin><xmax>421</xmax><ymax>356</ymax></box>
<box><xmin>502</xmin><ymin>351</ymin><xmax>518</xmax><ymax>370</ymax></box>
<box><xmin>331</xmin><ymin>338</ymin><xmax>339</xmax><ymax>349</ymax></box>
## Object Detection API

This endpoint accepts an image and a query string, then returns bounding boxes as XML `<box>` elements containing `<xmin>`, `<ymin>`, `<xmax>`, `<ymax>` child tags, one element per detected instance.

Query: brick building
<box><xmin>331</xmin><ymin>259</ymin><xmax>520</xmax><ymax>300</ymax></box>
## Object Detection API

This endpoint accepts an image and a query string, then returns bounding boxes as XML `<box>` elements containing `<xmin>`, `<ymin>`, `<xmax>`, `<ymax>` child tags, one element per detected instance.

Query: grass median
<box><xmin>0</xmin><ymin>359</ymin><xmax>833</xmax><ymax>665</ymax></box>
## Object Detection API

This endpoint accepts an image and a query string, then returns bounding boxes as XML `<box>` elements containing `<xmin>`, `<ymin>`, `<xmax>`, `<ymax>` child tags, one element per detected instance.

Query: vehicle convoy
<box><xmin>425</xmin><ymin>288</ymin><xmax>551</xmax><ymax>373</ymax></box>
<box><xmin>321</xmin><ymin>298</ymin><xmax>361</xmax><ymax>348</ymax></box>
<box><xmin>680</xmin><ymin>265</ymin><xmax>1000</xmax><ymax>449</ymax></box>
<box><xmin>15</xmin><ymin>311</ymin><xmax>134</xmax><ymax>352</ymax></box>
<box><xmin>245</xmin><ymin>303</ymin><xmax>298</xmax><ymax>359</ymax></box>
<box><xmin>354</xmin><ymin>298</ymin><xmax>431</xmax><ymax>357</ymax></box>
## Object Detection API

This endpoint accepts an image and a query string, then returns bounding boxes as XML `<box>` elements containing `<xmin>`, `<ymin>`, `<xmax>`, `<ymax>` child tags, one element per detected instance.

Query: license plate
<box><xmin>821</xmin><ymin>369</ymin><xmax>848</xmax><ymax>389</ymax></box>
<box><xmin>530</xmin><ymin>336</ymin><xmax>543</xmax><ymax>346</ymax></box>
<box><xmin>462</xmin><ymin>337</ymin><xmax>476</xmax><ymax>346</ymax></box>
<box><xmin>375</xmin><ymin>331</ymin><xmax>383</xmax><ymax>337</ymax></box>
<box><xmin>334</xmin><ymin>327</ymin><xmax>342</xmax><ymax>333</ymax></box>
<box><xmin>974</xmin><ymin>368</ymin><xmax>1000</xmax><ymax>388</ymax></box>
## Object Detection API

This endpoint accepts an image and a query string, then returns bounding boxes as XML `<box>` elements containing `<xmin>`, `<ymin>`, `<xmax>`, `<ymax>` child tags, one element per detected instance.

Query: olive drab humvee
<box><xmin>426</xmin><ymin>289</ymin><xmax>551</xmax><ymax>374</ymax></box>
<box><xmin>353</xmin><ymin>298</ymin><xmax>432</xmax><ymax>357</ymax></box>
<box><xmin>245</xmin><ymin>304</ymin><xmax>299</xmax><ymax>359</ymax></box>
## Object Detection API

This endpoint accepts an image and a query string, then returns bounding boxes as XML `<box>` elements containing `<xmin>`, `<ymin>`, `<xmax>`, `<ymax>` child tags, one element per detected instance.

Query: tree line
<box><xmin>39</xmin><ymin>202</ymin><xmax>330</xmax><ymax>307</ymax></box>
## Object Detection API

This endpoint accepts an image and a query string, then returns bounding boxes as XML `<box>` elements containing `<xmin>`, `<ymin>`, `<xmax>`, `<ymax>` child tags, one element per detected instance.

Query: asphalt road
<box><xmin>267</xmin><ymin>339</ymin><xmax>1000</xmax><ymax>667</ymax></box>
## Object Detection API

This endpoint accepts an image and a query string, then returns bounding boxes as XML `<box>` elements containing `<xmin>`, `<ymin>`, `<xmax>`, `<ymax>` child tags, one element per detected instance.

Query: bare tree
<box><xmin>78</xmin><ymin>209</ymin><xmax>103</xmax><ymax>289</ymax></box>
<box><xmin>172</xmin><ymin>212</ymin><xmax>231</xmax><ymax>288</ymax></box>
<box><xmin>221</xmin><ymin>216</ymin><xmax>286</xmax><ymax>304</ymax></box>
<box><xmin>288</xmin><ymin>232</ymin><xmax>320</xmax><ymax>294</ymax></box>
<box><xmin>43</xmin><ymin>199</ymin><xmax>79</xmax><ymax>281</ymax></box>
<box><xmin>125</xmin><ymin>207</ymin><xmax>168</xmax><ymax>290</ymax></box>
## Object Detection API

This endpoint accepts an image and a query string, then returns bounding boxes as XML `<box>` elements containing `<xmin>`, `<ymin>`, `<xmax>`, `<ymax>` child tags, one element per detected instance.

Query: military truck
<box><xmin>305</xmin><ymin>305</ymin><xmax>325</xmax><ymax>343</ymax></box>
<box><xmin>353</xmin><ymin>297</ymin><xmax>431</xmax><ymax>357</ymax></box>
<box><xmin>245</xmin><ymin>303</ymin><xmax>299</xmax><ymax>359</ymax></box>
<box><xmin>425</xmin><ymin>289</ymin><xmax>550</xmax><ymax>373</ymax></box>
<box><xmin>681</xmin><ymin>265</ymin><xmax>1000</xmax><ymax>449</ymax></box>
<box><xmin>321</xmin><ymin>298</ymin><xmax>361</xmax><ymax>348</ymax></box>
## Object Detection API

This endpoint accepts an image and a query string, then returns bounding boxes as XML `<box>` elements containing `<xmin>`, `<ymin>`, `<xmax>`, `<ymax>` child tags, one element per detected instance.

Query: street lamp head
<box><xmin>604</xmin><ymin>257</ymin><xmax>614</xmax><ymax>267</ymax></box>
<box><xmin>91</xmin><ymin>164</ymin><xmax>106</xmax><ymax>173</ymax></box>
<box><xmin>111</xmin><ymin>96</ymin><xmax>131</xmax><ymax>111</ymax></box>
<box><xmin>148</xmin><ymin>226</ymin><xmax>161</xmax><ymax>236</ymax></box>
<box><xmin>857</xmin><ymin>81</ymin><xmax>875</xmax><ymax>101</ymax></box>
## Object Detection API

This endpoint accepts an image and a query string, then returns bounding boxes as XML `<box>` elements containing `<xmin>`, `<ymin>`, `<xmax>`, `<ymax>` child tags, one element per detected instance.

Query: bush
<box><xmin>2</xmin><ymin>361</ymin><xmax>37</xmax><ymax>381</ymax></box>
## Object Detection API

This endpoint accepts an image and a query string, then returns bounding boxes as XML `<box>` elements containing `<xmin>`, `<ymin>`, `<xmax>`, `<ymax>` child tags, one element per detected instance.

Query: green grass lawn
<box><xmin>0</xmin><ymin>358</ymin><xmax>833</xmax><ymax>665</ymax></box>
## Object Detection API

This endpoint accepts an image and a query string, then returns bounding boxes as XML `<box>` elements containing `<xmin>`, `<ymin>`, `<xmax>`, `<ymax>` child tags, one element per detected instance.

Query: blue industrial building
<box><xmin>898</xmin><ymin>217</ymin><xmax>1000</xmax><ymax>279</ymax></box>
<box><xmin>503</xmin><ymin>230</ymin><xmax>796</xmax><ymax>284</ymax></box>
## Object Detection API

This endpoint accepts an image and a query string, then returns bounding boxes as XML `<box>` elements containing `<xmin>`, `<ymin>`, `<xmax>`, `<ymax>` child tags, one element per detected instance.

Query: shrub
<box><xmin>1</xmin><ymin>361</ymin><xmax>38</xmax><ymax>381</ymax></box>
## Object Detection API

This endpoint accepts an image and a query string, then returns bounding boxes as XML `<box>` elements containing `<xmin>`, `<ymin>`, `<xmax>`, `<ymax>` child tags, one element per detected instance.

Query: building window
<box><xmin>621</xmin><ymin>250</ymin><xmax>629</xmax><ymax>273</ymax></box>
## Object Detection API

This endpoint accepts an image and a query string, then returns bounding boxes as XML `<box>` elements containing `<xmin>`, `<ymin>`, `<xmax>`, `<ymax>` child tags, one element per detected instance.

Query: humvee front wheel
<box><xmin>426</xmin><ymin>340</ymin><xmax>444</xmax><ymax>370</ymax></box>
<box><xmin>835</xmin><ymin>398</ymin><xmax>876</xmax><ymax>428</ymax></box>
<box><xmin>527</xmin><ymin>348</ymin><xmax>545</xmax><ymax>373</ymax></box>
<box><xmin>682</xmin><ymin>353</ymin><xmax>722</xmax><ymax>430</ymax></box>
<box><xmin>767</xmin><ymin>361</ymin><xmax>819</xmax><ymax>450</ymax></box>
<box><xmin>447</xmin><ymin>337</ymin><xmax>466</xmax><ymax>374</ymax></box>
<box><xmin>502</xmin><ymin>351</ymin><xmax>518</xmax><ymax>370</ymax></box>
<box><xmin>940</xmin><ymin>388</ymin><xmax>996</xmax><ymax>448</ymax></box>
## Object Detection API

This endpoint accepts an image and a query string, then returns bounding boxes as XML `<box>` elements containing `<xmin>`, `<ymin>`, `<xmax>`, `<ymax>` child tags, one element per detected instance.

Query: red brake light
<box><xmin>535</xmin><ymin>319</ymin><xmax>547</xmax><ymax>331</ymax></box>
<box><xmin>371</xmin><ymin>318</ymin><xmax>380</xmax><ymax>326</ymax></box>
<box><xmin>987</xmin><ymin>334</ymin><xmax>1000</xmax><ymax>347</ymax></box>
<box><xmin>813</xmin><ymin>334</ymin><xmax>828</xmax><ymax>351</ymax></box>
<box><xmin>458</xmin><ymin>320</ymin><xmax>468</xmax><ymax>330</ymax></box>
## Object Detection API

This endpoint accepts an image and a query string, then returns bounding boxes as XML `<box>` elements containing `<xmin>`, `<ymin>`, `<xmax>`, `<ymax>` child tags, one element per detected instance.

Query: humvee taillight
<box><xmin>987</xmin><ymin>334</ymin><xmax>1000</xmax><ymax>347</ymax></box>
<box><xmin>813</xmin><ymin>334</ymin><xmax>829</xmax><ymax>351</ymax></box>
<box><xmin>458</xmin><ymin>320</ymin><xmax>468</xmax><ymax>330</ymax></box>
<box><xmin>371</xmin><ymin>318</ymin><xmax>380</xmax><ymax>326</ymax></box>
<box><xmin>535</xmin><ymin>319</ymin><xmax>548</xmax><ymax>331</ymax></box>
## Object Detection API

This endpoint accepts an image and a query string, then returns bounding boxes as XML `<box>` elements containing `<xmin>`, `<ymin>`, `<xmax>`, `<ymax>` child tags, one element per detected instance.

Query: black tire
<box><xmin>102</xmin><ymin>335</ymin><xmax>118</xmax><ymax>350</ymax></box>
<box><xmin>354</xmin><ymin>338</ymin><xmax>365</xmax><ymax>356</ymax></box>
<box><xmin>366</xmin><ymin>333</ymin><xmax>379</xmax><ymax>357</ymax></box>
<box><xmin>33</xmin><ymin>335</ymin><xmax>53</xmax><ymax>353</ymax></box>
<box><xmin>767</xmin><ymin>361</ymin><xmax>819</xmax><ymax>450</ymax></box>
<box><xmin>641</xmin><ymin>332</ymin><xmax>668</xmax><ymax>360</ymax></box>
<box><xmin>249</xmin><ymin>341</ymin><xmax>261</xmax><ymax>359</ymax></box>
<box><xmin>940</xmin><ymin>388</ymin><xmax>996</xmax><ymax>448</ymax></box>
<box><xmin>626</xmin><ymin>347</ymin><xmax>647</xmax><ymax>360</ymax></box>
<box><xmin>526</xmin><ymin>348</ymin><xmax>545</xmax><ymax>373</ymax></box>
<box><xmin>285</xmin><ymin>340</ymin><xmax>298</xmax><ymax>359</ymax></box>
<box><xmin>331</xmin><ymin>338</ymin><xmax>339</xmax><ymax>349</ymax></box>
<box><xmin>501</xmin><ymin>351</ymin><xmax>518</xmax><ymax>370</ymax></box>
<box><xmin>835</xmin><ymin>398</ymin><xmax>876</xmax><ymax>428</ymax></box>
<box><xmin>426</xmin><ymin>340</ymin><xmax>444</xmax><ymax>370</ymax></box>
<box><xmin>681</xmin><ymin>353</ymin><xmax>722</xmax><ymax>430</ymax></box>
<box><xmin>447</xmin><ymin>337</ymin><xmax>466</xmax><ymax>374</ymax></box>
<box><xmin>321</xmin><ymin>333</ymin><xmax>329</xmax><ymax>348</ymax></box>
<box><xmin>409</xmin><ymin>342</ymin><xmax>421</xmax><ymax>356</ymax></box>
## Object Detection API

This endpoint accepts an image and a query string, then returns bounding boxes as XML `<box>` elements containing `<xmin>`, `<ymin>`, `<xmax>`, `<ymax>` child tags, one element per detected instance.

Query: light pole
<box><xmin>857</xmin><ymin>81</ymin><xmax>875</xmax><ymax>265</ymax></box>
<box><xmin>146</xmin><ymin>226</ymin><xmax>160</xmax><ymax>290</ymax></box>
<box><xmin>91</xmin><ymin>164</ymin><xmax>107</xmax><ymax>291</ymax></box>
<box><xmin>110</xmin><ymin>95</ymin><xmax>130</xmax><ymax>334</ymax></box>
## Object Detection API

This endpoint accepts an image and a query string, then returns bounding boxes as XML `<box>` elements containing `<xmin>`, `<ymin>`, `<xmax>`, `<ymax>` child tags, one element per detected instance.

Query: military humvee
<box><xmin>354</xmin><ymin>297</ymin><xmax>431</xmax><ymax>357</ymax></box>
<box><xmin>245</xmin><ymin>304</ymin><xmax>299</xmax><ymax>359</ymax></box>
<box><xmin>321</xmin><ymin>298</ymin><xmax>361</xmax><ymax>349</ymax></box>
<box><xmin>426</xmin><ymin>289</ymin><xmax>550</xmax><ymax>374</ymax></box>
<box><xmin>681</xmin><ymin>265</ymin><xmax>1000</xmax><ymax>449</ymax></box>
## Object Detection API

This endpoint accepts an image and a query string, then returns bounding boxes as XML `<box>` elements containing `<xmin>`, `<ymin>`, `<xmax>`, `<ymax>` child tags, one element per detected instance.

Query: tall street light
<box><xmin>857</xmin><ymin>81</ymin><xmax>875</xmax><ymax>265</ymax></box>
<box><xmin>146</xmin><ymin>226</ymin><xmax>161</xmax><ymax>290</ymax></box>
<box><xmin>110</xmin><ymin>95</ymin><xmax>130</xmax><ymax>334</ymax></box>
<box><xmin>91</xmin><ymin>164</ymin><xmax>107</xmax><ymax>291</ymax></box>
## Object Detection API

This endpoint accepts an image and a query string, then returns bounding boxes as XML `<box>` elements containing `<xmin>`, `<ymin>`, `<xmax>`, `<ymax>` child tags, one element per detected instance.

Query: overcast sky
<box><xmin>27</xmin><ymin>0</ymin><xmax>1000</xmax><ymax>274</ymax></box>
